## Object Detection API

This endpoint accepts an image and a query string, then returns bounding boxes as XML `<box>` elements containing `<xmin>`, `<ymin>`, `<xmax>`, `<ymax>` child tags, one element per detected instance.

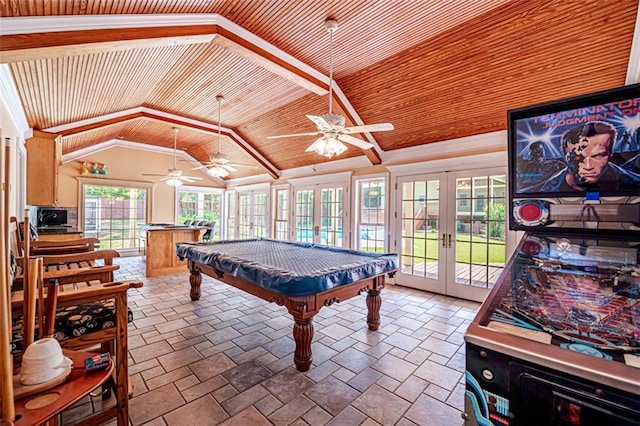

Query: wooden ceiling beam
<box><xmin>0</xmin><ymin>26</ymin><xmax>217</xmax><ymax>63</ymax></box>
<box><xmin>57</xmin><ymin>111</ymin><xmax>144</xmax><ymax>137</ymax></box>
<box><xmin>141</xmin><ymin>112</ymin><xmax>280</xmax><ymax>180</ymax></box>
<box><xmin>0</xmin><ymin>26</ymin><xmax>328</xmax><ymax>97</ymax></box>
<box><xmin>362</xmin><ymin>145</ymin><xmax>383</xmax><ymax>164</ymax></box>
<box><xmin>48</xmin><ymin>109</ymin><xmax>280</xmax><ymax>180</ymax></box>
<box><xmin>332</xmin><ymin>94</ymin><xmax>383</xmax><ymax>165</ymax></box>
<box><xmin>215</xmin><ymin>28</ymin><xmax>327</xmax><ymax>96</ymax></box>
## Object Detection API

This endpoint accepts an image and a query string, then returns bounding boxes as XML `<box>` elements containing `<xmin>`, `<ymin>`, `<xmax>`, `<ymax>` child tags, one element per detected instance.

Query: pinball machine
<box><xmin>464</xmin><ymin>84</ymin><xmax>640</xmax><ymax>426</ymax></box>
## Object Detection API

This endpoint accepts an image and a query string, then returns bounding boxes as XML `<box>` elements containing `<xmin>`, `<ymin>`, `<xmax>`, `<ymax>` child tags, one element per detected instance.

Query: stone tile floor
<box><xmin>62</xmin><ymin>256</ymin><xmax>480</xmax><ymax>425</ymax></box>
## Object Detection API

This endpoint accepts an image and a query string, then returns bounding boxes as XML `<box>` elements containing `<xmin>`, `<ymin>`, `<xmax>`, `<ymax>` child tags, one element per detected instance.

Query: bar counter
<box><xmin>139</xmin><ymin>224</ymin><xmax>206</xmax><ymax>277</ymax></box>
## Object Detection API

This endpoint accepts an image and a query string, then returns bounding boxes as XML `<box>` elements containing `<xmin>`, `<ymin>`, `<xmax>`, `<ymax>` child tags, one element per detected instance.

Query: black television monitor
<box><xmin>508</xmin><ymin>83</ymin><xmax>640</xmax><ymax>233</ymax></box>
<box><xmin>38</xmin><ymin>208</ymin><xmax>68</xmax><ymax>227</ymax></box>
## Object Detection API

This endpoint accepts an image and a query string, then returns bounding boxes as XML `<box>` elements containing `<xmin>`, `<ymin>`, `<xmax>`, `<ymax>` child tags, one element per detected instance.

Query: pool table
<box><xmin>176</xmin><ymin>238</ymin><xmax>398</xmax><ymax>372</ymax></box>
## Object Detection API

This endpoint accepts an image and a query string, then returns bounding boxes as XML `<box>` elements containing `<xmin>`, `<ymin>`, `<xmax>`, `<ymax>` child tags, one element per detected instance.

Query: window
<box><xmin>354</xmin><ymin>176</ymin><xmax>387</xmax><ymax>252</ymax></box>
<box><xmin>295</xmin><ymin>189</ymin><xmax>314</xmax><ymax>243</ymax></box>
<box><xmin>253</xmin><ymin>192</ymin><xmax>268</xmax><ymax>238</ymax></box>
<box><xmin>226</xmin><ymin>191</ymin><xmax>236</xmax><ymax>239</ymax></box>
<box><xmin>177</xmin><ymin>188</ymin><xmax>222</xmax><ymax>240</ymax></box>
<box><xmin>362</xmin><ymin>186</ymin><xmax>382</xmax><ymax>208</ymax></box>
<box><xmin>79</xmin><ymin>179</ymin><xmax>151</xmax><ymax>252</ymax></box>
<box><xmin>238</xmin><ymin>193</ymin><xmax>251</xmax><ymax>238</ymax></box>
<box><xmin>273</xmin><ymin>187</ymin><xmax>289</xmax><ymax>240</ymax></box>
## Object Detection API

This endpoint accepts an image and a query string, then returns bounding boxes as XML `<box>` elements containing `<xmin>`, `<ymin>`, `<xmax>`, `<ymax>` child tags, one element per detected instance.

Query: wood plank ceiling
<box><xmin>0</xmin><ymin>0</ymin><xmax>637</xmax><ymax>180</ymax></box>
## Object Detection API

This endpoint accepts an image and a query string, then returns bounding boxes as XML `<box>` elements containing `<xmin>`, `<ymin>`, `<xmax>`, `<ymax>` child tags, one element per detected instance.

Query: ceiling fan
<box><xmin>266</xmin><ymin>19</ymin><xmax>394</xmax><ymax>158</ymax></box>
<box><xmin>191</xmin><ymin>95</ymin><xmax>258</xmax><ymax>178</ymax></box>
<box><xmin>142</xmin><ymin>127</ymin><xmax>203</xmax><ymax>187</ymax></box>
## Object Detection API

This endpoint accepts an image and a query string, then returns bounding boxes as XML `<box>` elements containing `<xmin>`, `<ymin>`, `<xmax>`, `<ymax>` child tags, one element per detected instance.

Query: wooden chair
<box><xmin>8</xmin><ymin>217</ymin><xmax>142</xmax><ymax>425</ymax></box>
<box><xmin>13</xmin><ymin>250</ymin><xmax>120</xmax><ymax>288</ymax></box>
<box><xmin>11</xmin><ymin>266</ymin><xmax>141</xmax><ymax>425</ymax></box>
<box><xmin>10</xmin><ymin>214</ymin><xmax>119</xmax><ymax>293</ymax></box>
<box><xmin>29</xmin><ymin>238</ymin><xmax>101</xmax><ymax>256</ymax></box>
<box><xmin>11</xmin><ymin>249</ymin><xmax>123</xmax><ymax>356</ymax></box>
<box><xmin>11</xmin><ymin>216</ymin><xmax>100</xmax><ymax>257</ymax></box>
<box><xmin>6</xmin><ymin>255</ymin><xmax>118</xmax><ymax>426</ymax></box>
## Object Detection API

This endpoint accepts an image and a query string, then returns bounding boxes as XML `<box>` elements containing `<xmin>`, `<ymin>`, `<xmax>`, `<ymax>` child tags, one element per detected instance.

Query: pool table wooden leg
<box><xmin>366</xmin><ymin>289</ymin><xmax>382</xmax><ymax>331</ymax></box>
<box><xmin>188</xmin><ymin>262</ymin><xmax>202</xmax><ymax>301</ymax></box>
<box><xmin>292</xmin><ymin>316</ymin><xmax>314</xmax><ymax>372</ymax></box>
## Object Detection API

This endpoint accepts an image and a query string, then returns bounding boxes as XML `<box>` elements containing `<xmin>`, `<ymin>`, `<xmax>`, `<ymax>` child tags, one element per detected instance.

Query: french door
<box><xmin>237</xmin><ymin>190</ymin><xmax>268</xmax><ymax>239</ymax></box>
<box><xmin>395</xmin><ymin>167</ymin><xmax>511</xmax><ymax>302</ymax></box>
<box><xmin>294</xmin><ymin>184</ymin><xmax>346</xmax><ymax>247</ymax></box>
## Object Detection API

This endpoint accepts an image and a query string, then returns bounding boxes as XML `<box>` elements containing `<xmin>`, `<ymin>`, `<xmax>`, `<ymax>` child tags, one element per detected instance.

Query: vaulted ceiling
<box><xmin>1</xmin><ymin>0</ymin><xmax>638</xmax><ymax>181</ymax></box>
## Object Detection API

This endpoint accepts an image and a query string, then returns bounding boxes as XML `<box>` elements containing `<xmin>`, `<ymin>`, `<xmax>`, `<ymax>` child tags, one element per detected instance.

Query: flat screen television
<box><xmin>508</xmin><ymin>83</ymin><xmax>640</xmax><ymax>233</ymax></box>
<box><xmin>38</xmin><ymin>208</ymin><xmax>68</xmax><ymax>227</ymax></box>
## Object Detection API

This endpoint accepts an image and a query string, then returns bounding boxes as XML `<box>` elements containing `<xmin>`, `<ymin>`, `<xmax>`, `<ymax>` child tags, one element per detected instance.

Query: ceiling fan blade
<box><xmin>306</xmin><ymin>115</ymin><xmax>331</xmax><ymax>131</ymax></box>
<box><xmin>338</xmin><ymin>134</ymin><xmax>374</xmax><ymax>149</ymax></box>
<box><xmin>222</xmin><ymin>164</ymin><xmax>238</xmax><ymax>172</ymax></box>
<box><xmin>181</xmin><ymin>176</ymin><xmax>203</xmax><ymax>182</ymax></box>
<box><xmin>342</xmin><ymin>123</ymin><xmax>394</xmax><ymax>134</ymax></box>
<box><xmin>142</xmin><ymin>173</ymin><xmax>170</xmax><ymax>177</ymax></box>
<box><xmin>191</xmin><ymin>165</ymin><xmax>211</xmax><ymax>170</ymax></box>
<box><xmin>267</xmin><ymin>131</ymin><xmax>321</xmax><ymax>139</ymax></box>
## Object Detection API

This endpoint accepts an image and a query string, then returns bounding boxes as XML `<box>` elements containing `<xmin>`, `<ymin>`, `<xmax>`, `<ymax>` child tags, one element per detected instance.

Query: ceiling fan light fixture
<box><xmin>266</xmin><ymin>19</ymin><xmax>392</xmax><ymax>156</ymax></box>
<box><xmin>309</xmin><ymin>136</ymin><xmax>347</xmax><ymax>159</ymax></box>
<box><xmin>207</xmin><ymin>95</ymin><xmax>231</xmax><ymax>179</ymax></box>
<box><xmin>207</xmin><ymin>165</ymin><xmax>230</xmax><ymax>178</ymax></box>
<box><xmin>165</xmin><ymin>177</ymin><xmax>184</xmax><ymax>187</ymax></box>
<box><xmin>144</xmin><ymin>127</ymin><xmax>203</xmax><ymax>185</ymax></box>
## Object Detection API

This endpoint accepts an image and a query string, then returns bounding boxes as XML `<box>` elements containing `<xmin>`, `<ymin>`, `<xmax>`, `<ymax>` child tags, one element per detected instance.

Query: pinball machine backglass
<box><xmin>464</xmin><ymin>83</ymin><xmax>640</xmax><ymax>426</ymax></box>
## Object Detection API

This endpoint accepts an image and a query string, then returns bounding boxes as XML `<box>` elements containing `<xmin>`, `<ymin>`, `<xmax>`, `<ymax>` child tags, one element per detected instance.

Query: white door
<box><xmin>396</xmin><ymin>173</ymin><xmax>447</xmax><ymax>294</ymax></box>
<box><xmin>395</xmin><ymin>168</ymin><xmax>511</xmax><ymax>302</ymax></box>
<box><xmin>237</xmin><ymin>190</ymin><xmax>268</xmax><ymax>239</ymax></box>
<box><xmin>294</xmin><ymin>184</ymin><xmax>346</xmax><ymax>247</ymax></box>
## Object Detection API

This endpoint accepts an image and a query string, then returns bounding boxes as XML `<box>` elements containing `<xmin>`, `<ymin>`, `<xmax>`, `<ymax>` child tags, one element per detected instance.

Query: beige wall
<box><xmin>0</xmin><ymin>98</ymin><xmax>24</xmax><ymax>218</ymax></box>
<box><xmin>58</xmin><ymin>145</ymin><xmax>223</xmax><ymax>223</ymax></box>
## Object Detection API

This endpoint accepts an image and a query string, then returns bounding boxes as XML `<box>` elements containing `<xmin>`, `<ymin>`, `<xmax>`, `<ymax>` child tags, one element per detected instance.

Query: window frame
<box><xmin>77</xmin><ymin>177</ymin><xmax>153</xmax><ymax>254</ymax></box>
<box><xmin>351</xmin><ymin>173</ymin><xmax>389</xmax><ymax>252</ymax></box>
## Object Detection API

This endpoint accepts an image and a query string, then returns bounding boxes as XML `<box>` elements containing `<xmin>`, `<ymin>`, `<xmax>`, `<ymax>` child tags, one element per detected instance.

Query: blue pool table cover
<box><xmin>176</xmin><ymin>238</ymin><xmax>398</xmax><ymax>296</ymax></box>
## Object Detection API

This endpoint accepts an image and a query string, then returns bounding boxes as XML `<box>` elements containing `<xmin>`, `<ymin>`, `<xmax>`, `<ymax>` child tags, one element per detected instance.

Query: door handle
<box><xmin>448</xmin><ymin>233</ymin><xmax>452</xmax><ymax>249</ymax></box>
<box><xmin>314</xmin><ymin>225</ymin><xmax>320</xmax><ymax>236</ymax></box>
<box><xmin>442</xmin><ymin>233</ymin><xmax>446</xmax><ymax>248</ymax></box>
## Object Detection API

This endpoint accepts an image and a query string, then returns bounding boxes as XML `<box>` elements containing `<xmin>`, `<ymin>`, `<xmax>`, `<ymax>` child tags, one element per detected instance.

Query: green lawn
<box><xmin>403</xmin><ymin>231</ymin><xmax>505</xmax><ymax>264</ymax></box>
